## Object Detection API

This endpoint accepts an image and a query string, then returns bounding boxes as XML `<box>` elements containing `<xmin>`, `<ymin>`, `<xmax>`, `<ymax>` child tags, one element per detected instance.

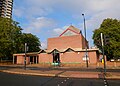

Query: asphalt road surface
<box><xmin>0</xmin><ymin>72</ymin><xmax>120</xmax><ymax>86</ymax></box>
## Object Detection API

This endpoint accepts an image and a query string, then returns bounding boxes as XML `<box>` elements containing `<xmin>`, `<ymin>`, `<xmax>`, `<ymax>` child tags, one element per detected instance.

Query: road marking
<box><xmin>104</xmin><ymin>82</ymin><xmax>107</xmax><ymax>84</ymax></box>
<box><xmin>64</xmin><ymin>80</ymin><xmax>66</xmax><ymax>82</ymax></box>
<box><xmin>58</xmin><ymin>78</ymin><xmax>69</xmax><ymax>85</ymax></box>
<box><xmin>67</xmin><ymin>78</ymin><xmax>69</xmax><ymax>79</ymax></box>
<box><xmin>103</xmin><ymin>78</ymin><xmax>108</xmax><ymax>86</ymax></box>
<box><xmin>104</xmin><ymin>80</ymin><xmax>106</xmax><ymax>81</ymax></box>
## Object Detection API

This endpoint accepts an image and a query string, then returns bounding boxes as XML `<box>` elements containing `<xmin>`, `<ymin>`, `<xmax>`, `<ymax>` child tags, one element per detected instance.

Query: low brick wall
<box><xmin>30</xmin><ymin>62</ymin><xmax>51</xmax><ymax>67</ymax></box>
<box><xmin>34</xmin><ymin>61</ymin><xmax>120</xmax><ymax>68</ymax></box>
<box><xmin>0</xmin><ymin>60</ymin><xmax>12</xmax><ymax>65</ymax></box>
<box><xmin>96</xmin><ymin>61</ymin><xmax>120</xmax><ymax>68</ymax></box>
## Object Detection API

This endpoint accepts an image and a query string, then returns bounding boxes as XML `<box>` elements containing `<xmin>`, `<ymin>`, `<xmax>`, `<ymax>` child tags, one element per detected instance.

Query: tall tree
<box><xmin>0</xmin><ymin>17</ymin><xmax>41</xmax><ymax>60</ymax></box>
<box><xmin>20</xmin><ymin>33</ymin><xmax>41</xmax><ymax>53</ymax></box>
<box><xmin>93</xmin><ymin>18</ymin><xmax>120</xmax><ymax>60</ymax></box>
<box><xmin>0</xmin><ymin>17</ymin><xmax>22</xmax><ymax>60</ymax></box>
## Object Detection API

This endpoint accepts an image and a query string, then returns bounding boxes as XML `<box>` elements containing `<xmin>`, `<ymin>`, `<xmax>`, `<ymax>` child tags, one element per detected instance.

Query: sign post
<box><xmin>101</xmin><ymin>33</ymin><xmax>106</xmax><ymax>74</ymax></box>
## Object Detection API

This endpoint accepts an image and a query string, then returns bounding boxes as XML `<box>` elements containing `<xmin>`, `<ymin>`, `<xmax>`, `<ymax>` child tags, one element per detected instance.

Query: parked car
<box><xmin>110</xmin><ymin>59</ymin><xmax>115</xmax><ymax>62</ymax></box>
<box><xmin>110</xmin><ymin>59</ymin><xmax>120</xmax><ymax>62</ymax></box>
<box><xmin>117</xmin><ymin>59</ymin><xmax>120</xmax><ymax>61</ymax></box>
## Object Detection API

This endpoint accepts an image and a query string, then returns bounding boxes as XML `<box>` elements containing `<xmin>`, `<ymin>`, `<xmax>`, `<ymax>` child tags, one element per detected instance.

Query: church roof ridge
<box><xmin>59</xmin><ymin>25</ymin><xmax>81</xmax><ymax>37</ymax></box>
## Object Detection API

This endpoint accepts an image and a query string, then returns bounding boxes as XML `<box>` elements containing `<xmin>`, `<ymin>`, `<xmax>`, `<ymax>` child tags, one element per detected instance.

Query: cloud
<box><xmin>41</xmin><ymin>41</ymin><xmax>47</xmax><ymax>49</ymax></box>
<box><xmin>52</xmin><ymin>25</ymin><xmax>69</xmax><ymax>36</ymax></box>
<box><xmin>14</xmin><ymin>0</ymin><xmax>57</xmax><ymax>18</ymax></box>
<box><xmin>85</xmin><ymin>10</ymin><xmax>120</xmax><ymax>31</ymax></box>
<box><xmin>14</xmin><ymin>0</ymin><xmax>120</xmax><ymax>27</ymax></box>
<box><xmin>24</xmin><ymin>17</ymin><xmax>56</xmax><ymax>33</ymax></box>
<box><xmin>13</xmin><ymin>8</ymin><xmax>23</xmax><ymax>17</ymax></box>
<box><xmin>13</xmin><ymin>0</ymin><xmax>120</xmax><ymax>47</ymax></box>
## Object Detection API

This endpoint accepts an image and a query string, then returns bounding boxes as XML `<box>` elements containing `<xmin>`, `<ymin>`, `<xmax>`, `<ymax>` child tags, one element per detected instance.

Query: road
<box><xmin>0</xmin><ymin>72</ymin><xmax>120</xmax><ymax>86</ymax></box>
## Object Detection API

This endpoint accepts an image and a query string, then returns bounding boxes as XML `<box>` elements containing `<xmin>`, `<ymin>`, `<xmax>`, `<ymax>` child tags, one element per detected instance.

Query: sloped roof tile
<box><xmin>59</xmin><ymin>25</ymin><xmax>81</xmax><ymax>37</ymax></box>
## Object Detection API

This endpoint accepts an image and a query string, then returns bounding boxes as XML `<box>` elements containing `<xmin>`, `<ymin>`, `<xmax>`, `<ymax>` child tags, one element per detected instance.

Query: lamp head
<box><xmin>82</xmin><ymin>14</ymin><xmax>84</xmax><ymax>16</ymax></box>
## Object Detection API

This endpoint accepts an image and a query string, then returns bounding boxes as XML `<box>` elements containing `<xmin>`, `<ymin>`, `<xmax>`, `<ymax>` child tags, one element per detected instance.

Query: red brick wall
<box><xmin>88</xmin><ymin>51</ymin><xmax>98</xmax><ymax>63</ymax></box>
<box><xmin>98</xmin><ymin>61</ymin><xmax>120</xmax><ymax>68</ymax></box>
<box><xmin>60</xmin><ymin>52</ymin><xmax>81</xmax><ymax>63</ymax></box>
<box><xmin>59</xmin><ymin>51</ymin><xmax>98</xmax><ymax>64</ymax></box>
<box><xmin>81</xmin><ymin>35</ymin><xmax>89</xmax><ymax>48</ymax></box>
<box><xmin>39</xmin><ymin>54</ymin><xmax>53</xmax><ymax>63</ymax></box>
<box><xmin>17</xmin><ymin>55</ymin><xmax>29</xmax><ymax>64</ymax></box>
<box><xmin>17</xmin><ymin>56</ymin><xmax>24</xmax><ymax>64</ymax></box>
<box><xmin>16</xmin><ymin>51</ymin><xmax>98</xmax><ymax>64</ymax></box>
<box><xmin>47</xmin><ymin>35</ymin><xmax>86</xmax><ymax>50</ymax></box>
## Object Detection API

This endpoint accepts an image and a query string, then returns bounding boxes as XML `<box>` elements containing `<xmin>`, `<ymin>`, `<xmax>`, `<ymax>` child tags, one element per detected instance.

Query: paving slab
<box><xmin>0</xmin><ymin>64</ymin><xmax>120</xmax><ymax>79</ymax></box>
<box><xmin>0</xmin><ymin>68</ymin><xmax>113</xmax><ymax>79</ymax></box>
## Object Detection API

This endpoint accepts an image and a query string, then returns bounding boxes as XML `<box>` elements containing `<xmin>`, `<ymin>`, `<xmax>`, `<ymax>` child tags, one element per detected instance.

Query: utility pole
<box><xmin>24</xmin><ymin>43</ymin><xmax>27</xmax><ymax>70</ymax></box>
<box><xmin>82</xmin><ymin>14</ymin><xmax>88</xmax><ymax>68</ymax></box>
<box><xmin>100</xmin><ymin>33</ymin><xmax>106</xmax><ymax>74</ymax></box>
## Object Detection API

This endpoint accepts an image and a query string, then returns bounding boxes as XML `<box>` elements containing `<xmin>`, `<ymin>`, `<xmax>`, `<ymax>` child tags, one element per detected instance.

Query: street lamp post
<box><xmin>101</xmin><ymin>33</ymin><xmax>106</xmax><ymax>74</ymax></box>
<box><xmin>24</xmin><ymin>43</ymin><xmax>27</xmax><ymax>70</ymax></box>
<box><xmin>82</xmin><ymin>14</ymin><xmax>88</xmax><ymax>68</ymax></box>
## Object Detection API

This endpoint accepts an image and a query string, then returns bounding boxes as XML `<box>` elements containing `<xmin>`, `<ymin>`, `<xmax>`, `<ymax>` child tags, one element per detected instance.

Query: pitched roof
<box><xmin>59</xmin><ymin>25</ymin><xmax>81</xmax><ymax>37</ymax></box>
<box><xmin>44</xmin><ymin>48</ymin><xmax>99</xmax><ymax>53</ymax></box>
<box><xmin>38</xmin><ymin>50</ymin><xmax>47</xmax><ymax>53</ymax></box>
<box><xmin>13</xmin><ymin>48</ymin><xmax>99</xmax><ymax>56</ymax></box>
<box><xmin>68</xmin><ymin>25</ymin><xmax>80</xmax><ymax>33</ymax></box>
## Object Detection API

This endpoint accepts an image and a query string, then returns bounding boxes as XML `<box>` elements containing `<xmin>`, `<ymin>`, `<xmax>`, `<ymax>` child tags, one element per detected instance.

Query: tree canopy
<box><xmin>93</xmin><ymin>18</ymin><xmax>120</xmax><ymax>60</ymax></box>
<box><xmin>0</xmin><ymin>17</ymin><xmax>41</xmax><ymax>60</ymax></box>
<box><xmin>21</xmin><ymin>33</ymin><xmax>41</xmax><ymax>52</ymax></box>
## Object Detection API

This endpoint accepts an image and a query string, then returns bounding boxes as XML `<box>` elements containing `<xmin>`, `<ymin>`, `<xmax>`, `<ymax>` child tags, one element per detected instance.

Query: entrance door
<box><xmin>30</xmin><ymin>56</ymin><xmax>38</xmax><ymax>64</ymax></box>
<box><xmin>14</xmin><ymin>56</ymin><xmax>17</xmax><ymax>64</ymax></box>
<box><xmin>30</xmin><ymin>56</ymin><xmax>33</xmax><ymax>64</ymax></box>
<box><xmin>33</xmin><ymin>56</ymin><xmax>38</xmax><ymax>64</ymax></box>
<box><xmin>53</xmin><ymin>53</ymin><xmax>60</xmax><ymax>63</ymax></box>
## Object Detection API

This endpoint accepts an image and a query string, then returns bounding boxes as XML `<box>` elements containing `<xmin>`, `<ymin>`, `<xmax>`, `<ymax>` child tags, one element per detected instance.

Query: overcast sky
<box><xmin>13</xmin><ymin>0</ymin><xmax>120</xmax><ymax>49</ymax></box>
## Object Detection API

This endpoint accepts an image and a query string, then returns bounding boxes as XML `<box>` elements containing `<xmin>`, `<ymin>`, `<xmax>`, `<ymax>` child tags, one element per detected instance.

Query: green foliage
<box><xmin>20</xmin><ymin>33</ymin><xmax>41</xmax><ymax>52</ymax></box>
<box><xmin>93</xmin><ymin>18</ymin><xmax>120</xmax><ymax>60</ymax></box>
<box><xmin>0</xmin><ymin>17</ymin><xmax>41</xmax><ymax>60</ymax></box>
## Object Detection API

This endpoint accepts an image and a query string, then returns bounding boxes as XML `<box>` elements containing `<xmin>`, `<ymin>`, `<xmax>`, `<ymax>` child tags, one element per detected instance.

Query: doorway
<box><xmin>30</xmin><ymin>56</ymin><xmax>38</xmax><ymax>64</ymax></box>
<box><xmin>13</xmin><ymin>56</ymin><xmax>17</xmax><ymax>64</ymax></box>
<box><xmin>53</xmin><ymin>53</ymin><xmax>60</xmax><ymax>63</ymax></box>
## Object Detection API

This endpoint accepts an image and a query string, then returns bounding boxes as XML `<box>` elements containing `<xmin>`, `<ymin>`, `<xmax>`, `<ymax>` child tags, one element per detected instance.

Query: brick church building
<box><xmin>13</xmin><ymin>25</ymin><xmax>100</xmax><ymax>65</ymax></box>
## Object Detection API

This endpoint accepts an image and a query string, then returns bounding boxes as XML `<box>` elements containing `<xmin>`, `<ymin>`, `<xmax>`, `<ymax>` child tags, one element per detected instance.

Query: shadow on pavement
<box><xmin>40</xmin><ymin>70</ymin><xmax>66</xmax><ymax>86</ymax></box>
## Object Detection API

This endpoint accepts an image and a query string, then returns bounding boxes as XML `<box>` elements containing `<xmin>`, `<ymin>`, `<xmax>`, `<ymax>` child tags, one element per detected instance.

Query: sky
<box><xmin>12</xmin><ymin>0</ymin><xmax>120</xmax><ymax>49</ymax></box>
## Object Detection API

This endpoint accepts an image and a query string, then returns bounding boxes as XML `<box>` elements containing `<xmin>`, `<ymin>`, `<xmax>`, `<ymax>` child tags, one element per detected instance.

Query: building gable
<box><xmin>50</xmin><ymin>49</ymin><xmax>60</xmax><ymax>54</ymax></box>
<box><xmin>59</xmin><ymin>25</ymin><xmax>81</xmax><ymax>37</ymax></box>
<box><xmin>38</xmin><ymin>50</ymin><xmax>46</xmax><ymax>53</ymax></box>
<box><xmin>64</xmin><ymin>48</ymin><xmax>75</xmax><ymax>52</ymax></box>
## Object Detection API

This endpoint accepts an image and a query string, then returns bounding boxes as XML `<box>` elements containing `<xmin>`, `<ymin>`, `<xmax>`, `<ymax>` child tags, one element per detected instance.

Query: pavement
<box><xmin>0</xmin><ymin>64</ymin><xmax>120</xmax><ymax>79</ymax></box>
